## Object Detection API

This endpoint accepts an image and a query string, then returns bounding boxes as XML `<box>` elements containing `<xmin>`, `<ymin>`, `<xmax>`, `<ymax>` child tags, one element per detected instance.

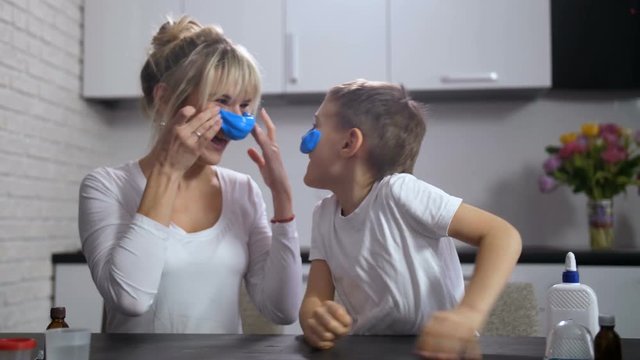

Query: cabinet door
<box><xmin>285</xmin><ymin>0</ymin><xmax>387</xmax><ymax>93</ymax></box>
<box><xmin>390</xmin><ymin>0</ymin><xmax>551</xmax><ymax>90</ymax></box>
<box><xmin>83</xmin><ymin>0</ymin><xmax>183</xmax><ymax>98</ymax></box>
<box><xmin>184</xmin><ymin>0</ymin><xmax>285</xmax><ymax>94</ymax></box>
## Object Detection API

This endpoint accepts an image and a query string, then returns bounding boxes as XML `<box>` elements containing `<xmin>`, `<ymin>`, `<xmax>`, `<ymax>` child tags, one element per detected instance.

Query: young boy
<box><xmin>298</xmin><ymin>79</ymin><xmax>522</xmax><ymax>357</ymax></box>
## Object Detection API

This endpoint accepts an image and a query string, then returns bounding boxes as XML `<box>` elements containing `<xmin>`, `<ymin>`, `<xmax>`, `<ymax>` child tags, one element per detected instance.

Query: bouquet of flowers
<box><xmin>539</xmin><ymin>123</ymin><xmax>640</xmax><ymax>200</ymax></box>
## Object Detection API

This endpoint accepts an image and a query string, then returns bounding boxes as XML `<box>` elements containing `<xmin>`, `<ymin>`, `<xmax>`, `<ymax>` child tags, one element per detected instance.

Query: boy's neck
<box><xmin>335</xmin><ymin>164</ymin><xmax>376</xmax><ymax>216</ymax></box>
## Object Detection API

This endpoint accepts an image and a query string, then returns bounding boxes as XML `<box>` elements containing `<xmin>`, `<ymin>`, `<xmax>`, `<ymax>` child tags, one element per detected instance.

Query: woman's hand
<box><xmin>153</xmin><ymin>104</ymin><xmax>222</xmax><ymax>174</ymax></box>
<box><xmin>415</xmin><ymin>307</ymin><xmax>483</xmax><ymax>359</ymax></box>
<box><xmin>302</xmin><ymin>300</ymin><xmax>352</xmax><ymax>350</ymax></box>
<box><xmin>247</xmin><ymin>108</ymin><xmax>293</xmax><ymax>219</ymax></box>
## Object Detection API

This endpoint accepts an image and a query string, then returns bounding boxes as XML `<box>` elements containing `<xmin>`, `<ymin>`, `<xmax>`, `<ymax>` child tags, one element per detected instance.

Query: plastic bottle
<box><xmin>46</xmin><ymin>307</ymin><xmax>69</xmax><ymax>330</ymax></box>
<box><xmin>594</xmin><ymin>314</ymin><xmax>622</xmax><ymax>360</ymax></box>
<box><xmin>544</xmin><ymin>319</ymin><xmax>594</xmax><ymax>360</ymax></box>
<box><xmin>545</xmin><ymin>252</ymin><xmax>599</xmax><ymax>338</ymax></box>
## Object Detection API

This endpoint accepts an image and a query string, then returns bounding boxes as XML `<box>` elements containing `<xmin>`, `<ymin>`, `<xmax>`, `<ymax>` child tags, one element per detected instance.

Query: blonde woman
<box><xmin>78</xmin><ymin>16</ymin><xmax>302</xmax><ymax>333</ymax></box>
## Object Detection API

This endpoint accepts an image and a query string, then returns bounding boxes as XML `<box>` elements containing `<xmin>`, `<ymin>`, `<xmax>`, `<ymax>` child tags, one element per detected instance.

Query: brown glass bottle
<box><xmin>46</xmin><ymin>307</ymin><xmax>69</xmax><ymax>330</ymax></box>
<box><xmin>594</xmin><ymin>314</ymin><xmax>622</xmax><ymax>360</ymax></box>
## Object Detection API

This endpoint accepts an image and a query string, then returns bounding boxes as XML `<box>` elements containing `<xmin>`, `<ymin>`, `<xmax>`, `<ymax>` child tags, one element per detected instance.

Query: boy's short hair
<box><xmin>327</xmin><ymin>79</ymin><xmax>427</xmax><ymax>181</ymax></box>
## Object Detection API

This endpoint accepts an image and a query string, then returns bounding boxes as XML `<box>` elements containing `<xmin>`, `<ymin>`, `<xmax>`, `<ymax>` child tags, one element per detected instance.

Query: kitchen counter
<box><xmin>6</xmin><ymin>333</ymin><xmax>640</xmax><ymax>359</ymax></box>
<box><xmin>54</xmin><ymin>247</ymin><xmax>640</xmax><ymax>266</ymax></box>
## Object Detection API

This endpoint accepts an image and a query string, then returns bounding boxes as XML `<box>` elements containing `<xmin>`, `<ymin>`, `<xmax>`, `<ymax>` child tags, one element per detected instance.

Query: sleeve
<box><xmin>242</xmin><ymin>178</ymin><xmax>303</xmax><ymax>325</ymax></box>
<box><xmin>388</xmin><ymin>174</ymin><xmax>463</xmax><ymax>239</ymax></box>
<box><xmin>308</xmin><ymin>202</ymin><xmax>326</xmax><ymax>261</ymax></box>
<box><xmin>78</xmin><ymin>170</ymin><xmax>169</xmax><ymax>316</ymax></box>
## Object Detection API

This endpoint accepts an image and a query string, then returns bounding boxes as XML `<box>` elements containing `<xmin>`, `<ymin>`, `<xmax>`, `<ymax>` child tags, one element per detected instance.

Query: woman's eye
<box><xmin>215</xmin><ymin>98</ymin><xmax>229</xmax><ymax>106</ymax></box>
<box><xmin>240</xmin><ymin>103</ymin><xmax>250</xmax><ymax>110</ymax></box>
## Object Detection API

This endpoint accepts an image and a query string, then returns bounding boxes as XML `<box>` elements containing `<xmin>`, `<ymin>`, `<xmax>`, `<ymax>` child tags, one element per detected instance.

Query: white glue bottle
<box><xmin>546</xmin><ymin>252</ymin><xmax>599</xmax><ymax>338</ymax></box>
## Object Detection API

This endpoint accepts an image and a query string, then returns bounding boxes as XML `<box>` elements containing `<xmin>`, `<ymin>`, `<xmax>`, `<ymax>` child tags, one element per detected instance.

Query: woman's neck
<box><xmin>139</xmin><ymin>152</ymin><xmax>212</xmax><ymax>185</ymax></box>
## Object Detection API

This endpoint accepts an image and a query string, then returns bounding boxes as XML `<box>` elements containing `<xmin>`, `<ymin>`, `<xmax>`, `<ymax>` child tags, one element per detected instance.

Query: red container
<box><xmin>0</xmin><ymin>338</ymin><xmax>37</xmax><ymax>360</ymax></box>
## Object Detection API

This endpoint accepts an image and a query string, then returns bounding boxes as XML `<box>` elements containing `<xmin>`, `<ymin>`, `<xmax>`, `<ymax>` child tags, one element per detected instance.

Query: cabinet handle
<box><xmin>441</xmin><ymin>72</ymin><xmax>499</xmax><ymax>83</ymax></box>
<box><xmin>286</xmin><ymin>33</ymin><xmax>299</xmax><ymax>84</ymax></box>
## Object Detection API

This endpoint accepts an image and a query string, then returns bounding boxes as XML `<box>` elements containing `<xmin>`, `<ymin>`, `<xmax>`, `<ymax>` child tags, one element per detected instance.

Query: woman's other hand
<box><xmin>247</xmin><ymin>108</ymin><xmax>293</xmax><ymax>219</ymax></box>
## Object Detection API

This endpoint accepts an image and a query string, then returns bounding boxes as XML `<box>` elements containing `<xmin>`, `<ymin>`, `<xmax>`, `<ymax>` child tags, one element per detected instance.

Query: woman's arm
<box><xmin>79</xmin><ymin>106</ymin><xmax>222</xmax><ymax>317</ymax></box>
<box><xmin>242</xmin><ymin>108</ymin><xmax>302</xmax><ymax>323</ymax></box>
<box><xmin>78</xmin><ymin>171</ymin><xmax>170</xmax><ymax>316</ymax></box>
<box><xmin>243</xmin><ymin>179</ymin><xmax>302</xmax><ymax>325</ymax></box>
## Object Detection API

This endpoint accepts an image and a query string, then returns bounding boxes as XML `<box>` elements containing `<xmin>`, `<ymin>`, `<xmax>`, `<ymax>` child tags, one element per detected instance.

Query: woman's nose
<box><xmin>226</xmin><ymin>105</ymin><xmax>242</xmax><ymax>115</ymax></box>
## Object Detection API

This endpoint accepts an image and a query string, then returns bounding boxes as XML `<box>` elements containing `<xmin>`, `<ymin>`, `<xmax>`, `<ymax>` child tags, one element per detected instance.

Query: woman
<box><xmin>78</xmin><ymin>16</ymin><xmax>302</xmax><ymax>333</ymax></box>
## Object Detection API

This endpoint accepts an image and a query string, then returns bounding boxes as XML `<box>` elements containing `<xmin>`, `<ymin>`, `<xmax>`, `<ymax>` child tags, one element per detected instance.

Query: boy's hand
<box><xmin>302</xmin><ymin>300</ymin><xmax>352</xmax><ymax>350</ymax></box>
<box><xmin>415</xmin><ymin>307</ymin><xmax>483</xmax><ymax>359</ymax></box>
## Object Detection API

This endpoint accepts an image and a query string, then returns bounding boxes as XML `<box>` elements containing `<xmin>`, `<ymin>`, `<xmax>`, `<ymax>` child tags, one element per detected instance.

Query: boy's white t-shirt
<box><xmin>309</xmin><ymin>173</ymin><xmax>465</xmax><ymax>335</ymax></box>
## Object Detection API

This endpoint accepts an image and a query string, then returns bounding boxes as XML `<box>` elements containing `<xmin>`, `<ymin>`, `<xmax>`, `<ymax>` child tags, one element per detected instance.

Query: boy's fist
<box><xmin>303</xmin><ymin>300</ymin><xmax>352</xmax><ymax>350</ymax></box>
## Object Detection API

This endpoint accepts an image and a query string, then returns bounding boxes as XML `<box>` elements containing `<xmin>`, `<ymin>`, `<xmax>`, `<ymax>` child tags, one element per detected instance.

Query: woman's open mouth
<box><xmin>210</xmin><ymin>133</ymin><xmax>229</xmax><ymax>150</ymax></box>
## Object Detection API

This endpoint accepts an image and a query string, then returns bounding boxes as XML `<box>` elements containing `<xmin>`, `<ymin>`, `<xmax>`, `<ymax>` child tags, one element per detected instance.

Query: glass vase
<box><xmin>587</xmin><ymin>198</ymin><xmax>614</xmax><ymax>250</ymax></box>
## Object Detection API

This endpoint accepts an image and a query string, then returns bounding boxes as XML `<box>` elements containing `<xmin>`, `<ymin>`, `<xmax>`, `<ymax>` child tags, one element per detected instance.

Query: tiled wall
<box><xmin>0</xmin><ymin>0</ymin><xmax>113</xmax><ymax>331</ymax></box>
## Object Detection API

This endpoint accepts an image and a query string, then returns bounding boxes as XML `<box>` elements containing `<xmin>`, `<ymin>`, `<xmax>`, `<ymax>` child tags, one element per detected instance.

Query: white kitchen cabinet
<box><xmin>183</xmin><ymin>0</ymin><xmax>285</xmax><ymax>94</ymax></box>
<box><xmin>284</xmin><ymin>0</ymin><xmax>387</xmax><ymax>93</ymax></box>
<box><xmin>83</xmin><ymin>1</ymin><xmax>551</xmax><ymax>98</ymax></box>
<box><xmin>462</xmin><ymin>263</ymin><xmax>640</xmax><ymax>338</ymax></box>
<box><xmin>83</xmin><ymin>0</ymin><xmax>183</xmax><ymax>98</ymax></box>
<box><xmin>390</xmin><ymin>0</ymin><xmax>551</xmax><ymax>91</ymax></box>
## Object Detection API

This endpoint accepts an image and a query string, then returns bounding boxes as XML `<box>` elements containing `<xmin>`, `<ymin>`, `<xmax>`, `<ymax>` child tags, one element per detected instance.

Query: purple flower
<box><xmin>601</xmin><ymin>145</ymin><xmax>627</xmax><ymax>164</ymax></box>
<box><xmin>538</xmin><ymin>175</ymin><xmax>559</xmax><ymax>193</ymax></box>
<box><xmin>559</xmin><ymin>141</ymin><xmax>587</xmax><ymax>159</ymax></box>
<box><xmin>600</xmin><ymin>123</ymin><xmax>621</xmax><ymax>145</ymax></box>
<box><xmin>543</xmin><ymin>155</ymin><xmax>562</xmax><ymax>173</ymax></box>
<box><xmin>600</xmin><ymin>123</ymin><xmax>621</xmax><ymax>136</ymax></box>
<box><xmin>602</xmin><ymin>131</ymin><xmax>619</xmax><ymax>145</ymax></box>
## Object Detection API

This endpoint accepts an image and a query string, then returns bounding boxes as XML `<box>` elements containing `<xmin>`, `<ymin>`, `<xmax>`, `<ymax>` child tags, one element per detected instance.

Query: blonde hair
<box><xmin>140</xmin><ymin>16</ymin><xmax>261</xmax><ymax>131</ymax></box>
<box><xmin>327</xmin><ymin>79</ymin><xmax>427</xmax><ymax>180</ymax></box>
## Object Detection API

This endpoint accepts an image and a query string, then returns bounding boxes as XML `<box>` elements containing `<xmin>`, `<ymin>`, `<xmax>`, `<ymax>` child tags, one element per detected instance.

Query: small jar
<box><xmin>0</xmin><ymin>338</ymin><xmax>37</xmax><ymax>360</ymax></box>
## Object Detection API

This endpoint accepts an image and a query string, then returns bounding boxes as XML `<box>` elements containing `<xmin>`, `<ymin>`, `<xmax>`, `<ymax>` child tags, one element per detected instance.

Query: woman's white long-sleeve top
<box><xmin>78</xmin><ymin>161</ymin><xmax>302</xmax><ymax>333</ymax></box>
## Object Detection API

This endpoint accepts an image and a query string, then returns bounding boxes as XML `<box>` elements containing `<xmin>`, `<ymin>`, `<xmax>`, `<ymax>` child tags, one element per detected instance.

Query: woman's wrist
<box><xmin>271</xmin><ymin>214</ymin><xmax>295</xmax><ymax>224</ymax></box>
<box><xmin>271</xmin><ymin>189</ymin><xmax>293</xmax><ymax>220</ymax></box>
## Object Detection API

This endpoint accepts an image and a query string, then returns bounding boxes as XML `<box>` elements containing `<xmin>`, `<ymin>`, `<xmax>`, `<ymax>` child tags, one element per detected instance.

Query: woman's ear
<box><xmin>152</xmin><ymin>83</ymin><xmax>169</xmax><ymax>110</ymax></box>
<box><xmin>340</xmin><ymin>128</ymin><xmax>364</xmax><ymax>157</ymax></box>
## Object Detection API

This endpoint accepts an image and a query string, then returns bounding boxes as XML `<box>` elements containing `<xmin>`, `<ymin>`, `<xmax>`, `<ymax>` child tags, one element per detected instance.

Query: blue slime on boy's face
<box><xmin>219</xmin><ymin>109</ymin><xmax>255</xmax><ymax>140</ymax></box>
<box><xmin>300</xmin><ymin>127</ymin><xmax>322</xmax><ymax>154</ymax></box>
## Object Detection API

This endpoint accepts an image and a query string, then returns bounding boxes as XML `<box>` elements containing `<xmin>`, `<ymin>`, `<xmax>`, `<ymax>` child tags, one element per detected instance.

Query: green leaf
<box><xmin>545</xmin><ymin>146</ymin><xmax>560</xmax><ymax>154</ymax></box>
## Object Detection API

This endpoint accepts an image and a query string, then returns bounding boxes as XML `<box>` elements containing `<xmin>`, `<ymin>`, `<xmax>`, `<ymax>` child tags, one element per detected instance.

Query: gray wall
<box><xmin>107</xmin><ymin>91</ymin><xmax>640</xmax><ymax>251</ymax></box>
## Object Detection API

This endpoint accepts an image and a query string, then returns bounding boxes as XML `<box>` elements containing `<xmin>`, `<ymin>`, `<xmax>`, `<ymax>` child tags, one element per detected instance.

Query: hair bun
<box><xmin>151</xmin><ymin>16</ymin><xmax>202</xmax><ymax>53</ymax></box>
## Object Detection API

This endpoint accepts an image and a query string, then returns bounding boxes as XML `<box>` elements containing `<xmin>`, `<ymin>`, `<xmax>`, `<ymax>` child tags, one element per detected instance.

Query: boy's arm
<box><xmin>415</xmin><ymin>202</ymin><xmax>521</xmax><ymax>357</ymax></box>
<box><xmin>448</xmin><ymin>202</ymin><xmax>522</xmax><ymax>326</ymax></box>
<box><xmin>300</xmin><ymin>260</ymin><xmax>335</xmax><ymax>321</ymax></box>
<box><xmin>300</xmin><ymin>260</ymin><xmax>351</xmax><ymax>349</ymax></box>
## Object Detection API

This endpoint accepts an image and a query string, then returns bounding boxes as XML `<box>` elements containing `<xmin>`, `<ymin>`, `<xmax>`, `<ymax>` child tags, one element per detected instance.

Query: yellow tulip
<box><xmin>560</xmin><ymin>132</ymin><xmax>578</xmax><ymax>145</ymax></box>
<box><xmin>581</xmin><ymin>123</ymin><xmax>599</xmax><ymax>137</ymax></box>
